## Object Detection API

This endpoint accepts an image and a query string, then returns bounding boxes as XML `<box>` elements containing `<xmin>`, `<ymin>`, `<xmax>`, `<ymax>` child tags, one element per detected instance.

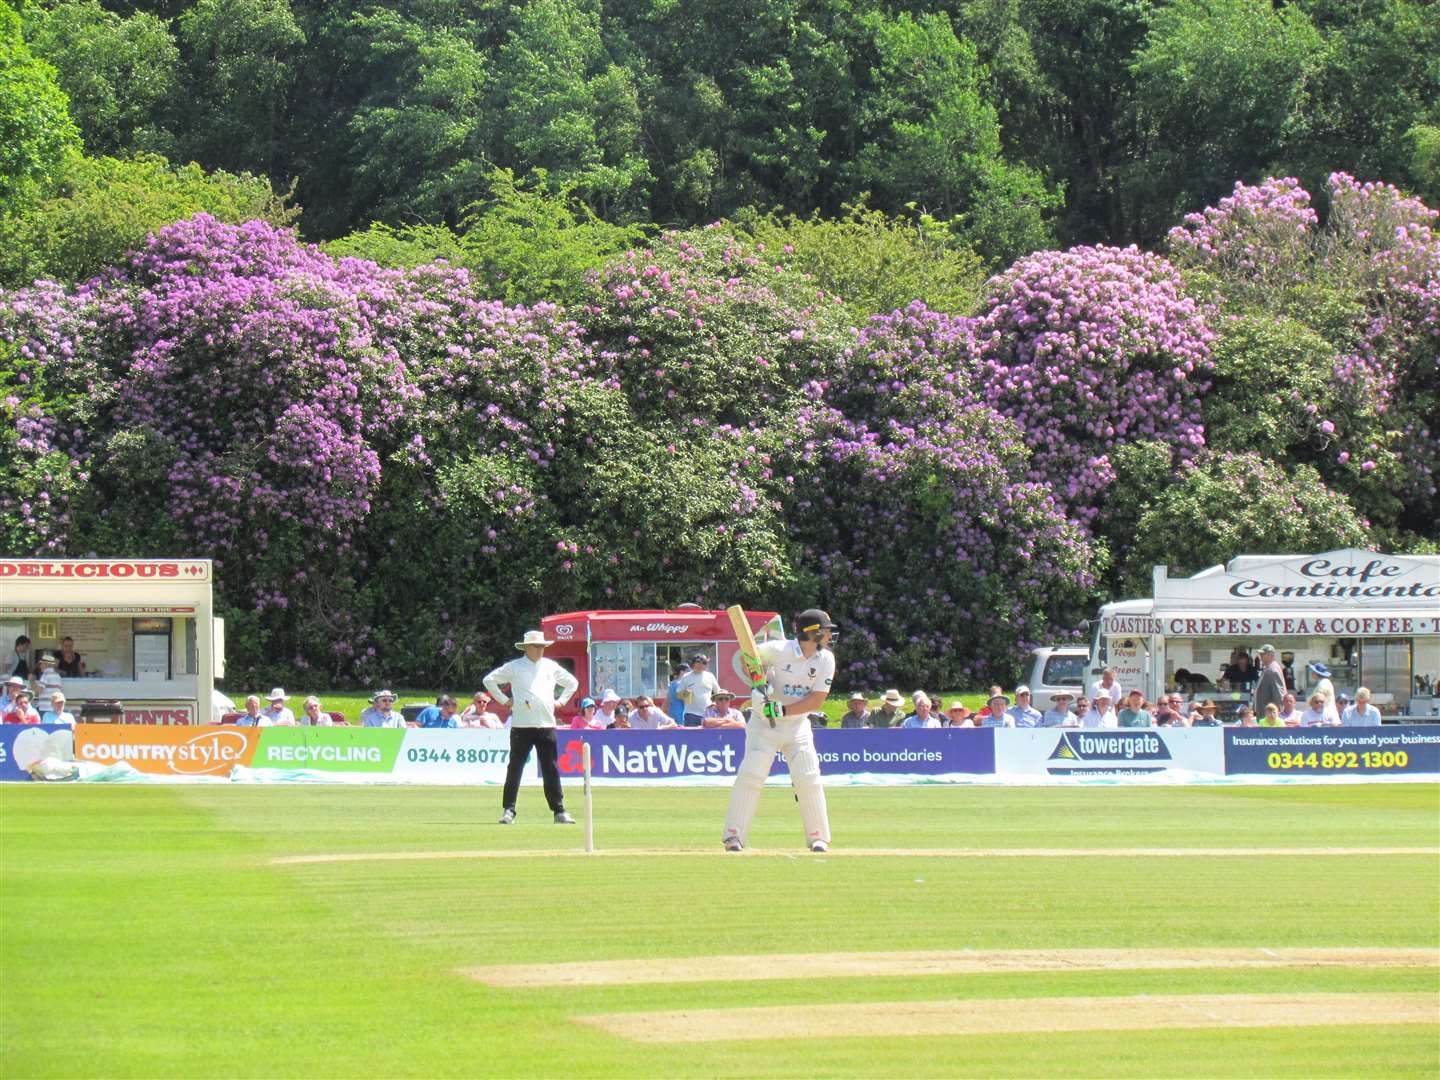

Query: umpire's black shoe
<box><xmin>554</xmin><ymin>811</ymin><xmax>576</xmax><ymax>824</ymax></box>
<box><xmin>499</xmin><ymin>808</ymin><xmax>516</xmax><ymax>824</ymax></box>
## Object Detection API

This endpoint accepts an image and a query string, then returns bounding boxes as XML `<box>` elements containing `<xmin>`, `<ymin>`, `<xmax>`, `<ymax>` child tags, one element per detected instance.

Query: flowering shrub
<box><xmin>967</xmin><ymin>245</ymin><xmax>1216</xmax><ymax>521</ymax></box>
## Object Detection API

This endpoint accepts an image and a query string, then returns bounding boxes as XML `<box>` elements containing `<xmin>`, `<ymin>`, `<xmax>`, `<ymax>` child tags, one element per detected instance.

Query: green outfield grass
<box><xmin>2</xmin><ymin>783</ymin><xmax>1437</xmax><ymax>1078</ymax></box>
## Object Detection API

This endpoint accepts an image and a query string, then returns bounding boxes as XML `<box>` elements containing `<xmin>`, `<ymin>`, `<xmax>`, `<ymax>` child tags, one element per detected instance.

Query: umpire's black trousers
<box><xmin>502</xmin><ymin>727</ymin><xmax>565</xmax><ymax>813</ymax></box>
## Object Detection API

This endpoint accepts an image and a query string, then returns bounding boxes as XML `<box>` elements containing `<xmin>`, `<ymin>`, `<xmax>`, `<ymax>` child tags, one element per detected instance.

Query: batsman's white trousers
<box><xmin>722</xmin><ymin>715</ymin><xmax>830</xmax><ymax>847</ymax></box>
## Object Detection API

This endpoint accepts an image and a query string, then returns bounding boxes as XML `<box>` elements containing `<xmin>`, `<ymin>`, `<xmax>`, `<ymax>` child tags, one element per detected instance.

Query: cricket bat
<box><xmin>727</xmin><ymin>604</ymin><xmax>782</xmax><ymax>727</ymax></box>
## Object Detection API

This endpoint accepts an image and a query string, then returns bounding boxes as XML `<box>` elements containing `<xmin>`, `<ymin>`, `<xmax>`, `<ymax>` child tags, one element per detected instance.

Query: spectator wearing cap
<box><xmin>460</xmin><ymin>691</ymin><xmax>503</xmax><ymax>728</ymax></box>
<box><xmin>360</xmin><ymin>690</ymin><xmax>403</xmax><ymax>728</ymax></box>
<box><xmin>1079</xmin><ymin>690</ymin><xmax>1118</xmax><ymax>728</ymax></box>
<box><xmin>1253</xmin><ymin>644</ymin><xmax>1287</xmax><ymax>717</ymax></box>
<box><xmin>630</xmin><ymin>695</ymin><xmax>678</xmax><ymax>730</ymax></box>
<box><xmin>416</xmin><ymin>694</ymin><xmax>461</xmax><ymax>728</ymax></box>
<box><xmin>1117</xmin><ymin>688</ymin><xmax>1153</xmax><ymax>728</ymax></box>
<box><xmin>1306</xmin><ymin>662</ymin><xmax>1339</xmax><ymax>723</ymax></box>
<box><xmin>873</xmin><ymin>689</ymin><xmax>905</xmax><ymax>728</ymax></box>
<box><xmin>1041</xmin><ymin>691</ymin><xmax>1074</xmax><ymax>727</ymax></box>
<box><xmin>943</xmin><ymin>699</ymin><xmax>974</xmax><ymax>727</ymax></box>
<box><xmin>666</xmin><ymin>663</ymin><xmax>690</xmax><ymax>724</ymax></box>
<box><xmin>1089</xmin><ymin>668</ymin><xmax>1124</xmax><ymax>706</ymax></box>
<box><xmin>1341</xmin><ymin>687</ymin><xmax>1382</xmax><ymax>726</ymax></box>
<box><xmin>676</xmin><ymin>654</ymin><xmax>721</xmax><ymax>727</ymax></box>
<box><xmin>901</xmin><ymin>692</ymin><xmax>940</xmax><ymax>728</ymax></box>
<box><xmin>569</xmin><ymin>697</ymin><xmax>604</xmax><ymax>729</ymax></box>
<box><xmin>41</xmin><ymin>690</ymin><xmax>76</xmax><ymax>726</ymax></box>
<box><xmin>300</xmin><ymin>695</ymin><xmax>333</xmax><ymax>726</ymax></box>
<box><xmin>235</xmin><ymin>694</ymin><xmax>271</xmax><ymax>727</ymax></box>
<box><xmin>981</xmin><ymin>692</ymin><xmax>1014</xmax><ymax>728</ymax></box>
<box><xmin>703</xmin><ymin>690</ymin><xmax>745</xmax><ymax>728</ymax></box>
<box><xmin>483</xmin><ymin>628</ymin><xmax>580</xmax><ymax>825</ymax></box>
<box><xmin>1006</xmin><ymin>686</ymin><xmax>1044</xmax><ymax>728</ymax></box>
<box><xmin>841</xmin><ymin>692</ymin><xmax>872</xmax><ymax>729</ymax></box>
<box><xmin>3</xmin><ymin>687</ymin><xmax>41</xmax><ymax>724</ymax></box>
<box><xmin>260</xmin><ymin>688</ymin><xmax>296</xmax><ymax>726</ymax></box>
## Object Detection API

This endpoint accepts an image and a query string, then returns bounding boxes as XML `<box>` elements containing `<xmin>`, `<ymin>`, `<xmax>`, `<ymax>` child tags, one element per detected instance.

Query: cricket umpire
<box><xmin>483</xmin><ymin>629</ymin><xmax>580</xmax><ymax>824</ymax></box>
<box><xmin>722</xmin><ymin>608</ymin><xmax>837</xmax><ymax>853</ymax></box>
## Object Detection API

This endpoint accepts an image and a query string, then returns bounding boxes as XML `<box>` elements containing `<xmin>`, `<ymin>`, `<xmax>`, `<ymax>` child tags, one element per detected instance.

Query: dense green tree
<box><xmin>0</xmin><ymin>5</ymin><xmax>81</xmax><ymax>216</ymax></box>
<box><xmin>21</xmin><ymin>0</ymin><xmax>180</xmax><ymax>157</ymax></box>
<box><xmin>175</xmin><ymin>0</ymin><xmax>303</xmax><ymax>176</ymax></box>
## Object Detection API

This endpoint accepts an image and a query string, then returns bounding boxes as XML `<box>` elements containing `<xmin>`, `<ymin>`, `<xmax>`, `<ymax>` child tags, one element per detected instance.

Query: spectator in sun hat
<box><xmin>0</xmin><ymin>675</ymin><xmax>25</xmax><ymax>714</ymax></box>
<box><xmin>841</xmin><ymin>691</ymin><xmax>872</xmax><ymax>728</ymax></box>
<box><xmin>1189</xmin><ymin>700</ymin><xmax>1221</xmax><ymax>727</ymax></box>
<box><xmin>630</xmin><ymin>694</ymin><xmax>678</xmax><ymax>730</ymax></box>
<box><xmin>32</xmin><ymin>653</ymin><xmax>63</xmax><ymax>698</ymax></box>
<box><xmin>981</xmin><ymin>691</ymin><xmax>1014</xmax><ymax>728</ymax></box>
<box><xmin>1006</xmin><ymin>685</ymin><xmax>1044</xmax><ymax>728</ymax></box>
<box><xmin>1079</xmin><ymin>689</ymin><xmax>1118</xmax><ymax>728</ymax></box>
<box><xmin>873</xmin><ymin>688</ymin><xmax>905</xmax><ymax>728</ymax></box>
<box><xmin>260</xmin><ymin>688</ymin><xmax>296</xmax><ymax>726</ymax></box>
<box><xmin>3</xmin><ymin>687</ymin><xmax>41</xmax><ymax>724</ymax></box>
<box><xmin>361</xmin><ymin>689</ymin><xmax>403</xmax><ymax>728</ymax></box>
<box><xmin>943</xmin><ymin>699</ymin><xmax>974</xmax><ymax>727</ymax></box>
<box><xmin>593</xmin><ymin>688</ymin><xmax>624</xmax><ymax>727</ymax></box>
<box><xmin>703</xmin><ymin>689</ymin><xmax>746</xmax><ymax>728</ymax></box>
<box><xmin>1041</xmin><ymin>690</ymin><xmax>1075</xmax><ymax>727</ymax></box>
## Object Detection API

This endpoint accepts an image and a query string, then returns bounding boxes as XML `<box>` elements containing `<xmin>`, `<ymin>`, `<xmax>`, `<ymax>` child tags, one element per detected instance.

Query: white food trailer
<box><xmin>1091</xmin><ymin>549</ymin><xmax>1440</xmax><ymax>719</ymax></box>
<box><xmin>0</xmin><ymin>558</ymin><xmax>225</xmax><ymax>724</ymax></box>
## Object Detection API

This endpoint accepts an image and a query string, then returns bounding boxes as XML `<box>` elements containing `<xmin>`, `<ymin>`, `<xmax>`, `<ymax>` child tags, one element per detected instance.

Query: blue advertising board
<box><xmin>0</xmin><ymin>724</ymin><xmax>73</xmax><ymax>782</ymax></box>
<box><xmin>1224</xmin><ymin>726</ymin><xmax>1440</xmax><ymax>776</ymax></box>
<box><xmin>552</xmin><ymin>728</ymin><xmax>996</xmax><ymax>781</ymax></box>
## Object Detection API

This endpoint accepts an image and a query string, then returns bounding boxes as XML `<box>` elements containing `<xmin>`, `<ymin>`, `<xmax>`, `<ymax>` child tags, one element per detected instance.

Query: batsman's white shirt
<box><xmin>751</xmin><ymin>639</ymin><xmax>834</xmax><ymax>711</ymax></box>
<box><xmin>484</xmin><ymin>656</ymin><xmax>578</xmax><ymax>728</ymax></box>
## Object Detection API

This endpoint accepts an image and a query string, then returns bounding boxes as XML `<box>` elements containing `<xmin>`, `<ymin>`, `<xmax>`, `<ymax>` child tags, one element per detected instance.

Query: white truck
<box><xmin>1019</xmin><ymin>645</ymin><xmax>1090</xmax><ymax>711</ymax></box>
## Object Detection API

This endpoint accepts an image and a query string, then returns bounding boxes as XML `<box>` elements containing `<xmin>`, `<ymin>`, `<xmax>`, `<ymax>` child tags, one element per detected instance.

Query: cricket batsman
<box><xmin>722</xmin><ymin>608</ymin><xmax>837</xmax><ymax>853</ymax></box>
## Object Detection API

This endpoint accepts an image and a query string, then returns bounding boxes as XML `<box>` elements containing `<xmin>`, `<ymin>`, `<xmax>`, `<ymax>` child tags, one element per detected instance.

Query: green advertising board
<box><xmin>253</xmin><ymin>727</ymin><xmax>404</xmax><ymax>772</ymax></box>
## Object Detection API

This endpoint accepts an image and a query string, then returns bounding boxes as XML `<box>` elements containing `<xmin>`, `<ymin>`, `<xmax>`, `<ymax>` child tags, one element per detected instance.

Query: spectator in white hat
<box><xmin>873</xmin><ymin>688</ymin><xmax>906</xmax><ymax>728</ymax></box>
<box><xmin>0</xmin><ymin>675</ymin><xmax>25</xmax><ymax>714</ymax></box>
<box><xmin>1080</xmin><ymin>690</ymin><xmax>1118</xmax><ymax>728</ymax></box>
<box><xmin>1041</xmin><ymin>690</ymin><xmax>1075</xmax><ymax>727</ymax></box>
<box><xmin>261</xmin><ymin>688</ymin><xmax>296</xmax><ymax>726</ymax></box>
<box><xmin>32</xmin><ymin>653</ymin><xmax>63</xmax><ymax>698</ymax></box>
<box><xmin>703</xmin><ymin>689</ymin><xmax>746</xmax><ymax>728</ymax></box>
<box><xmin>1006</xmin><ymin>686</ymin><xmax>1044</xmax><ymax>727</ymax></box>
<box><xmin>841</xmin><ymin>692</ymin><xmax>872</xmax><ymax>728</ymax></box>
<box><xmin>981</xmin><ymin>692</ymin><xmax>1013</xmax><ymax>728</ymax></box>
<box><xmin>360</xmin><ymin>690</ymin><xmax>402</xmax><ymax>728</ymax></box>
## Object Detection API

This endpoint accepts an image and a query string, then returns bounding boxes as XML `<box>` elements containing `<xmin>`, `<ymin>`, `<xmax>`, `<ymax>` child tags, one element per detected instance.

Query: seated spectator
<box><xmin>4</xmin><ymin>687</ymin><xmax>41</xmax><ymax>724</ymax></box>
<box><xmin>360</xmin><ymin>690</ymin><xmax>403</xmax><ymax>728</ymax></box>
<box><xmin>1190</xmin><ymin>700</ymin><xmax>1222</xmax><ymax>726</ymax></box>
<box><xmin>235</xmin><ymin>694</ymin><xmax>271</xmax><ymax>727</ymax></box>
<box><xmin>594</xmin><ymin>689</ymin><xmax>623</xmax><ymax>728</ymax></box>
<box><xmin>630</xmin><ymin>695</ymin><xmax>678</xmax><ymax>730</ymax></box>
<box><xmin>703</xmin><ymin>689</ymin><xmax>746</xmax><ymax>728</ymax></box>
<box><xmin>1153</xmin><ymin>694</ymin><xmax>1185</xmax><ymax>727</ymax></box>
<box><xmin>1277</xmin><ymin>692</ymin><xmax>1302</xmax><ymax>727</ymax></box>
<box><xmin>1258</xmin><ymin>703</ymin><xmax>1283</xmax><ymax>727</ymax></box>
<box><xmin>1089</xmin><ymin>669</ymin><xmax>1124</xmax><ymax>704</ymax></box>
<box><xmin>944</xmin><ymin>699</ymin><xmax>974</xmax><ymax>727</ymax></box>
<box><xmin>981</xmin><ymin>692</ymin><xmax>1014</xmax><ymax>728</ymax></box>
<box><xmin>569</xmin><ymin>698</ymin><xmax>605</xmax><ymax>729</ymax></box>
<box><xmin>1117</xmin><ymin>689</ymin><xmax>1152</xmax><ymax>728</ymax></box>
<box><xmin>1006</xmin><ymin>686</ymin><xmax>1043</xmax><ymax>728</ymax></box>
<box><xmin>841</xmin><ymin>692</ymin><xmax>872</xmax><ymax>728</ymax></box>
<box><xmin>665</xmin><ymin>663</ymin><xmax>690</xmax><ymax>724</ymax></box>
<box><xmin>1041</xmin><ymin>691</ymin><xmax>1074</xmax><ymax>727</ymax></box>
<box><xmin>1237</xmin><ymin>705</ymin><xmax>1259</xmax><ymax>727</ymax></box>
<box><xmin>1341</xmin><ymin>687</ymin><xmax>1382</xmax><ymax>726</ymax></box>
<box><xmin>608</xmin><ymin>714</ymin><xmax>632</xmax><ymax>729</ymax></box>
<box><xmin>0</xmin><ymin>675</ymin><xmax>24</xmax><ymax>713</ymax></box>
<box><xmin>300</xmin><ymin>695</ymin><xmax>333</xmax><ymax>726</ymax></box>
<box><xmin>261</xmin><ymin>688</ymin><xmax>296</xmax><ymax>726</ymax></box>
<box><xmin>901</xmin><ymin>692</ymin><xmax>940</xmax><ymax>728</ymax></box>
<box><xmin>1079</xmin><ymin>690</ymin><xmax>1118</xmax><ymax>728</ymax></box>
<box><xmin>872</xmin><ymin>689</ymin><xmax>906</xmax><ymax>728</ymax></box>
<box><xmin>416</xmin><ymin>694</ymin><xmax>460</xmax><ymax>728</ymax></box>
<box><xmin>32</xmin><ymin>653</ymin><xmax>63</xmax><ymax>698</ymax></box>
<box><xmin>1298</xmin><ymin>692</ymin><xmax>1332</xmax><ymax>727</ymax></box>
<box><xmin>460</xmin><ymin>691</ymin><xmax>503</xmax><ymax>728</ymax></box>
<box><xmin>41</xmin><ymin>690</ymin><xmax>76</xmax><ymax>726</ymax></box>
<box><xmin>808</xmin><ymin>710</ymin><xmax>829</xmax><ymax>728</ymax></box>
<box><xmin>56</xmin><ymin>636</ymin><xmax>85</xmax><ymax>677</ymax></box>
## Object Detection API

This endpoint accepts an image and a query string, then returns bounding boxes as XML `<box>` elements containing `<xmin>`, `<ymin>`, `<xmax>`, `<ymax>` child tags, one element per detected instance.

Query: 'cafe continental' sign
<box><xmin>1225</xmin><ymin>556</ymin><xmax>1440</xmax><ymax>600</ymax></box>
